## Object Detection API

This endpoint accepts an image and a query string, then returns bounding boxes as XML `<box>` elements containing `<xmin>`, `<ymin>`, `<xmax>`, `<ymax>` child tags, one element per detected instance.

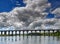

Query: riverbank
<box><xmin>27</xmin><ymin>32</ymin><xmax>60</xmax><ymax>36</ymax></box>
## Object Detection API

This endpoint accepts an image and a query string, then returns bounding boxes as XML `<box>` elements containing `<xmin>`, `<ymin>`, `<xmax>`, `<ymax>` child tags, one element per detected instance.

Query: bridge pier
<box><xmin>15</xmin><ymin>31</ymin><xmax>17</xmax><ymax>35</ymax></box>
<box><xmin>35</xmin><ymin>30</ymin><xmax>37</xmax><ymax>33</ymax></box>
<box><xmin>48</xmin><ymin>30</ymin><xmax>50</xmax><ymax>36</ymax></box>
<box><xmin>27</xmin><ymin>31</ymin><xmax>28</xmax><ymax>35</ymax></box>
<box><xmin>31</xmin><ymin>30</ymin><xmax>32</xmax><ymax>34</ymax></box>
<box><xmin>39</xmin><ymin>30</ymin><xmax>41</xmax><ymax>34</ymax></box>
<box><xmin>53</xmin><ymin>30</ymin><xmax>55</xmax><ymax>36</ymax></box>
<box><xmin>44</xmin><ymin>30</ymin><xmax>45</xmax><ymax>36</ymax></box>
<box><xmin>4</xmin><ymin>31</ymin><xmax>7</xmax><ymax>35</ymax></box>
<box><xmin>23</xmin><ymin>31</ymin><xmax>24</xmax><ymax>36</ymax></box>
<box><xmin>19</xmin><ymin>31</ymin><xmax>21</xmax><ymax>35</ymax></box>
<box><xmin>8</xmin><ymin>31</ymin><xmax>10</xmax><ymax>35</ymax></box>
<box><xmin>11</xmin><ymin>31</ymin><xmax>13</xmax><ymax>35</ymax></box>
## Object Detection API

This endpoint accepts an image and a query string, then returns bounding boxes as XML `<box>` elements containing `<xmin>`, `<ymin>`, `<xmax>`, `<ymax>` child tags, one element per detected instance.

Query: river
<box><xmin>0</xmin><ymin>36</ymin><xmax>60</xmax><ymax>44</ymax></box>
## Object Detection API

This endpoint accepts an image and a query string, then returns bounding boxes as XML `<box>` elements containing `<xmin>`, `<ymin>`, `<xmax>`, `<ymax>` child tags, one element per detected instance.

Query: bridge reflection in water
<box><xmin>0</xmin><ymin>36</ymin><xmax>60</xmax><ymax>44</ymax></box>
<box><xmin>0</xmin><ymin>36</ymin><xmax>21</xmax><ymax>42</ymax></box>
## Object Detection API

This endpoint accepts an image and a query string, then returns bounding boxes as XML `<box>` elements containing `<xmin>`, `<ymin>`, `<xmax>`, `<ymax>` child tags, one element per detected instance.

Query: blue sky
<box><xmin>46</xmin><ymin>0</ymin><xmax>60</xmax><ymax>18</ymax></box>
<box><xmin>0</xmin><ymin>0</ymin><xmax>60</xmax><ymax>18</ymax></box>
<box><xmin>0</xmin><ymin>0</ymin><xmax>25</xmax><ymax>12</ymax></box>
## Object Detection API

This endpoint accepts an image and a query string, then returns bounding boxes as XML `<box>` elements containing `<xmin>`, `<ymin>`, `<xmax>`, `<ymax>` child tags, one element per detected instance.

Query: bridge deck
<box><xmin>0</xmin><ymin>29</ymin><xmax>60</xmax><ymax>31</ymax></box>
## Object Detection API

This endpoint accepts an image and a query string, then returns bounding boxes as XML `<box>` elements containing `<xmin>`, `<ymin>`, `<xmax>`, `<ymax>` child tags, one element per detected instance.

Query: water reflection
<box><xmin>0</xmin><ymin>36</ymin><xmax>60</xmax><ymax>44</ymax></box>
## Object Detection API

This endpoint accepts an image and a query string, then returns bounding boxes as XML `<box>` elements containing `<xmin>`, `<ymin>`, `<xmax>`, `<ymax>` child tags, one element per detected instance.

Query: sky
<box><xmin>0</xmin><ymin>0</ymin><xmax>60</xmax><ymax>18</ymax></box>
<box><xmin>0</xmin><ymin>0</ymin><xmax>26</xmax><ymax>12</ymax></box>
<box><xmin>47</xmin><ymin>0</ymin><xmax>60</xmax><ymax>18</ymax></box>
<box><xmin>0</xmin><ymin>0</ymin><xmax>60</xmax><ymax>29</ymax></box>
<box><xmin>0</xmin><ymin>0</ymin><xmax>59</xmax><ymax>12</ymax></box>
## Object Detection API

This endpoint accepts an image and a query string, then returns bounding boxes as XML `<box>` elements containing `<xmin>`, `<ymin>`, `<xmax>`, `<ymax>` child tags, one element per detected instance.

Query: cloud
<box><xmin>52</xmin><ymin>8</ymin><xmax>60</xmax><ymax>18</ymax></box>
<box><xmin>28</xmin><ymin>18</ymin><xmax>57</xmax><ymax>29</ymax></box>
<box><xmin>0</xmin><ymin>0</ymin><xmax>59</xmax><ymax>29</ymax></box>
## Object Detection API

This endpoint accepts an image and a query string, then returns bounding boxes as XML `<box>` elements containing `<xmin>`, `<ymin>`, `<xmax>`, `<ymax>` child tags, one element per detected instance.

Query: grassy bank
<box><xmin>27</xmin><ymin>32</ymin><xmax>60</xmax><ymax>36</ymax></box>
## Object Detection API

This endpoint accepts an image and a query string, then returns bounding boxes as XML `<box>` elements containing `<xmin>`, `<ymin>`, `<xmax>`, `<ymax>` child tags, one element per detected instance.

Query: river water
<box><xmin>0</xmin><ymin>36</ymin><xmax>60</xmax><ymax>44</ymax></box>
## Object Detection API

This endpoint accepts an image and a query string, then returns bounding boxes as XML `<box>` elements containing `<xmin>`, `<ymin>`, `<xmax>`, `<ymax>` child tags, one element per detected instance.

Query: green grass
<box><xmin>27</xmin><ymin>32</ymin><xmax>60</xmax><ymax>36</ymax></box>
<box><xmin>27</xmin><ymin>33</ymin><xmax>42</xmax><ymax>36</ymax></box>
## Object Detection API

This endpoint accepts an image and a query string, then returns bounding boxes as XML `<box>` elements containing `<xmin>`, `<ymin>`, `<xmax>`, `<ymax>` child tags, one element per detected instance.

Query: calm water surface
<box><xmin>0</xmin><ymin>36</ymin><xmax>60</xmax><ymax>44</ymax></box>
